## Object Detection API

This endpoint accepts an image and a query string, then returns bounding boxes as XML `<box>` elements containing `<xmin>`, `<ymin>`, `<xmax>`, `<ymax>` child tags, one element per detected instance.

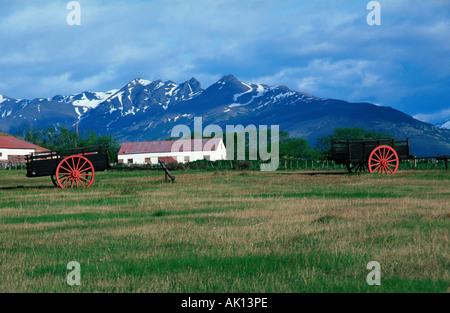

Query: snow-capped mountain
<box><xmin>436</xmin><ymin>120</ymin><xmax>450</xmax><ymax>130</ymax></box>
<box><xmin>1</xmin><ymin>75</ymin><xmax>450</xmax><ymax>156</ymax></box>
<box><xmin>0</xmin><ymin>89</ymin><xmax>117</xmax><ymax>132</ymax></box>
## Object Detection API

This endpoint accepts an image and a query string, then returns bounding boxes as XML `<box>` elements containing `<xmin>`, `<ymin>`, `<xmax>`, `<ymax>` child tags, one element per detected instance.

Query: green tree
<box><xmin>315</xmin><ymin>127</ymin><xmax>393</xmax><ymax>157</ymax></box>
<box><xmin>19</xmin><ymin>125</ymin><xmax>120</xmax><ymax>162</ymax></box>
<box><xmin>279</xmin><ymin>137</ymin><xmax>314</xmax><ymax>159</ymax></box>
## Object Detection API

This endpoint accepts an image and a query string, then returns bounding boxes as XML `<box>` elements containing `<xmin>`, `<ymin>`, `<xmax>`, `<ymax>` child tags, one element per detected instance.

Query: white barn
<box><xmin>118</xmin><ymin>138</ymin><xmax>227</xmax><ymax>165</ymax></box>
<box><xmin>0</xmin><ymin>136</ymin><xmax>49</xmax><ymax>163</ymax></box>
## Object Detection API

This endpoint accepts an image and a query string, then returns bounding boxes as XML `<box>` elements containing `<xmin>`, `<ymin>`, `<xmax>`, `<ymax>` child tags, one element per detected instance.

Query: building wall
<box><xmin>118</xmin><ymin>143</ymin><xmax>227</xmax><ymax>165</ymax></box>
<box><xmin>0</xmin><ymin>148</ymin><xmax>35</xmax><ymax>161</ymax></box>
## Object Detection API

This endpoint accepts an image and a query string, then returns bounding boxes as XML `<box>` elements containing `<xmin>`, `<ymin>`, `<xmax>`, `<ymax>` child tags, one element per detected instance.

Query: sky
<box><xmin>0</xmin><ymin>0</ymin><xmax>449</xmax><ymax>124</ymax></box>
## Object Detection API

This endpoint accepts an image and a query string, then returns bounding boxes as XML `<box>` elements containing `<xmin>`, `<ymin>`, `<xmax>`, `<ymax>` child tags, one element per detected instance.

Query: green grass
<box><xmin>0</xmin><ymin>168</ymin><xmax>448</xmax><ymax>292</ymax></box>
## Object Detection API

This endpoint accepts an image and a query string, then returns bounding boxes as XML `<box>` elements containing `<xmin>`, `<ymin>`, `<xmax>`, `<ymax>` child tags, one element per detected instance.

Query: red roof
<box><xmin>119</xmin><ymin>139</ymin><xmax>223</xmax><ymax>155</ymax></box>
<box><xmin>0</xmin><ymin>136</ymin><xmax>49</xmax><ymax>151</ymax></box>
<box><xmin>158</xmin><ymin>156</ymin><xmax>178</xmax><ymax>164</ymax></box>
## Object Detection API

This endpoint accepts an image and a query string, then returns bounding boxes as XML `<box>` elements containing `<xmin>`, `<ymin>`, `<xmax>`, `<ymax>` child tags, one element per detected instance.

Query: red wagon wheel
<box><xmin>368</xmin><ymin>145</ymin><xmax>399</xmax><ymax>175</ymax></box>
<box><xmin>55</xmin><ymin>155</ymin><xmax>95</xmax><ymax>188</ymax></box>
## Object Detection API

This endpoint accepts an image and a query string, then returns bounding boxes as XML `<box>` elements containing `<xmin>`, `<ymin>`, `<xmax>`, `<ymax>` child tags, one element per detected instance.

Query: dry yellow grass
<box><xmin>0</xmin><ymin>169</ymin><xmax>448</xmax><ymax>292</ymax></box>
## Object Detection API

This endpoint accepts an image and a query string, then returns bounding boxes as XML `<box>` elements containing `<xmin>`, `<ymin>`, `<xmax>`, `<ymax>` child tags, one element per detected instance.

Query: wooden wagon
<box><xmin>330</xmin><ymin>138</ymin><xmax>409</xmax><ymax>174</ymax></box>
<box><xmin>25</xmin><ymin>145</ymin><xmax>110</xmax><ymax>188</ymax></box>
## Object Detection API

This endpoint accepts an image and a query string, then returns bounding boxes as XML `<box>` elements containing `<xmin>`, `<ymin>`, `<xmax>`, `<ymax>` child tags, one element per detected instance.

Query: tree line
<box><xmin>18</xmin><ymin>124</ymin><xmax>120</xmax><ymax>162</ymax></box>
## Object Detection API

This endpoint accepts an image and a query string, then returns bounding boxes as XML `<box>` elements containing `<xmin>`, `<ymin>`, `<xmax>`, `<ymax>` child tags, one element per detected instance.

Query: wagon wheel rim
<box><xmin>56</xmin><ymin>155</ymin><xmax>95</xmax><ymax>188</ymax></box>
<box><xmin>346</xmin><ymin>162</ymin><xmax>367</xmax><ymax>173</ymax></box>
<box><xmin>51</xmin><ymin>174</ymin><xmax>58</xmax><ymax>187</ymax></box>
<box><xmin>368</xmin><ymin>145</ymin><xmax>399</xmax><ymax>175</ymax></box>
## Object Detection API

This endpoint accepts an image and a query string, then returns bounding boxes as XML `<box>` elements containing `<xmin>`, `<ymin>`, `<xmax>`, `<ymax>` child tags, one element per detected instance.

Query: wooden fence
<box><xmin>0</xmin><ymin>161</ymin><xmax>27</xmax><ymax>170</ymax></box>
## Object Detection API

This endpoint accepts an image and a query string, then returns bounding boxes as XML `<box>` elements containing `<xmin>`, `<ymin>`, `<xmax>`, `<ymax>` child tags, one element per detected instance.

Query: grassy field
<box><xmin>0</xmin><ymin>168</ymin><xmax>448</xmax><ymax>292</ymax></box>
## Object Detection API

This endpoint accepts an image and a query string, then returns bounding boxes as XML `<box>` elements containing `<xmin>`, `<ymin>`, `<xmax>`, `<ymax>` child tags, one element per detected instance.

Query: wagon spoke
<box><xmin>79</xmin><ymin>166</ymin><xmax>92</xmax><ymax>173</ymax></box>
<box><xmin>372</xmin><ymin>153</ymin><xmax>381</xmax><ymax>161</ymax></box>
<box><xmin>386</xmin><ymin>165</ymin><xmax>394</xmax><ymax>174</ymax></box>
<box><xmin>78</xmin><ymin>160</ymin><xmax>88</xmax><ymax>171</ymax></box>
<box><xmin>386</xmin><ymin>153</ymin><xmax>396</xmax><ymax>161</ymax></box>
<box><xmin>59</xmin><ymin>166</ymin><xmax>72</xmax><ymax>173</ymax></box>
<box><xmin>78</xmin><ymin>178</ymin><xmax>86</xmax><ymax>188</ymax></box>
<box><xmin>64</xmin><ymin>160</ymin><xmax>74</xmax><ymax>172</ymax></box>
<box><xmin>79</xmin><ymin>176</ymin><xmax>91</xmax><ymax>183</ymax></box>
<box><xmin>375</xmin><ymin>151</ymin><xmax>382</xmax><ymax>161</ymax></box>
<box><xmin>75</xmin><ymin>157</ymin><xmax>81</xmax><ymax>171</ymax></box>
<box><xmin>376</xmin><ymin>151</ymin><xmax>381</xmax><ymax>161</ymax></box>
<box><xmin>62</xmin><ymin>178</ymin><xmax>71</xmax><ymax>188</ymax></box>
<box><xmin>59</xmin><ymin>175</ymin><xmax>71</xmax><ymax>183</ymax></box>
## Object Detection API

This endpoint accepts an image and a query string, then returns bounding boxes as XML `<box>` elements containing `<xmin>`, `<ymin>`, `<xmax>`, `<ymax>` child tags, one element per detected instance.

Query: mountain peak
<box><xmin>219</xmin><ymin>74</ymin><xmax>240</xmax><ymax>83</ymax></box>
<box><xmin>187</xmin><ymin>77</ymin><xmax>202</xmax><ymax>91</ymax></box>
<box><xmin>130</xmin><ymin>77</ymin><xmax>152</xmax><ymax>87</ymax></box>
<box><xmin>437</xmin><ymin>119</ymin><xmax>450</xmax><ymax>129</ymax></box>
<box><xmin>188</xmin><ymin>77</ymin><xmax>200</xmax><ymax>84</ymax></box>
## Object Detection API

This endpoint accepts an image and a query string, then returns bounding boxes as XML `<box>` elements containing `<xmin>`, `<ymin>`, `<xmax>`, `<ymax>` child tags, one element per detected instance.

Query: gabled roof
<box><xmin>0</xmin><ymin>136</ymin><xmax>49</xmax><ymax>151</ymax></box>
<box><xmin>119</xmin><ymin>138</ymin><xmax>224</xmax><ymax>155</ymax></box>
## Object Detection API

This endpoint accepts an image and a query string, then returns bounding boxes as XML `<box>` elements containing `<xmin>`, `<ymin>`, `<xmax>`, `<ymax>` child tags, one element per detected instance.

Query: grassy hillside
<box><xmin>0</xmin><ymin>169</ymin><xmax>448</xmax><ymax>292</ymax></box>
<box><xmin>0</xmin><ymin>131</ymin><xmax>23</xmax><ymax>139</ymax></box>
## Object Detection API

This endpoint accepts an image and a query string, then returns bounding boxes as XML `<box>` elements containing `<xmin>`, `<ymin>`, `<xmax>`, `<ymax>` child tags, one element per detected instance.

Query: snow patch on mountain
<box><xmin>438</xmin><ymin>120</ymin><xmax>450</xmax><ymax>129</ymax></box>
<box><xmin>0</xmin><ymin>95</ymin><xmax>7</xmax><ymax>105</ymax></box>
<box><xmin>166</xmin><ymin>84</ymin><xmax>179</xmax><ymax>97</ymax></box>
<box><xmin>137</xmin><ymin>78</ymin><xmax>152</xmax><ymax>86</ymax></box>
<box><xmin>1</xmin><ymin>109</ymin><xmax>11</xmax><ymax>118</ymax></box>
<box><xmin>230</xmin><ymin>83</ymin><xmax>268</xmax><ymax>108</ymax></box>
<box><xmin>72</xmin><ymin>90</ymin><xmax>117</xmax><ymax>109</ymax></box>
<box><xmin>233</xmin><ymin>82</ymin><xmax>253</xmax><ymax>101</ymax></box>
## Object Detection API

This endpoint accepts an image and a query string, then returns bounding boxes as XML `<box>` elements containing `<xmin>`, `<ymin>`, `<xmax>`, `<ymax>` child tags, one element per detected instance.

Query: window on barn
<box><xmin>128</xmin><ymin>159</ymin><xmax>133</xmax><ymax>164</ymax></box>
<box><xmin>204</xmin><ymin>155</ymin><xmax>210</xmax><ymax>161</ymax></box>
<box><xmin>184</xmin><ymin>156</ymin><xmax>190</xmax><ymax>162</ymax></box>
<box><xmin>145</xmin><ymin>157</ymin><xmax>151</xmax><ymax>163</ymax></box>
<box><xmin>118</xmin><ymin>159</ymin><xmax>123</xmax><ymax>164</ymax></box>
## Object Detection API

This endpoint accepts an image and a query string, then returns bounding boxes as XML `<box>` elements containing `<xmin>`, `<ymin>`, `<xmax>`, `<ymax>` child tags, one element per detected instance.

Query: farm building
<box><xmin>118</xmin><ymin>138</ymin><xmax>227</xmax><ymax>165</ymax></box>
<box><xmin>0</xmin><ymin>136</ymin><xmax>49</xmax><ymax>163</ymax></box>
